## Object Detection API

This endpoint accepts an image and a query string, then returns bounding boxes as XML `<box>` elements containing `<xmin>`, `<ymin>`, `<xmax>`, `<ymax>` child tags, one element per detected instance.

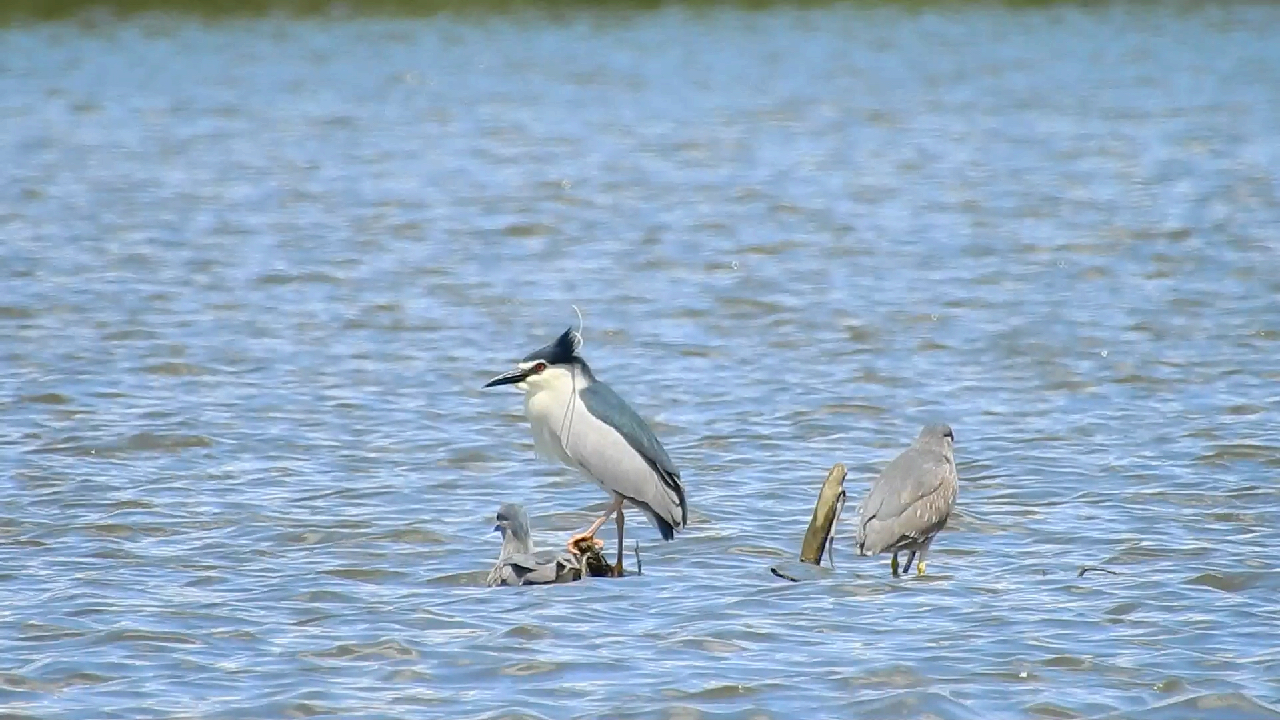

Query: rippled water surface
<box><xmin>3</xmin><ymin>4</ymin><xmax>1280</xmax><ymax>718</ymax></box>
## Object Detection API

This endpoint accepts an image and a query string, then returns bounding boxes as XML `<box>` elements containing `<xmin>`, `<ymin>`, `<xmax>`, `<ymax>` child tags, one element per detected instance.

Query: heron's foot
<box><xmin>613</xmin><ymin>560</ymin><xmax>625</xmax><ymax>577</ymax></box>
<box><xmin>916</xmin><ymin>561</ymin><xmax>927</xmax><ymax>577</ymax></box>
<box><xmin>567</xmin><ymin>532</ymin><xmax>605</xmax><ymax>553</ymax></box>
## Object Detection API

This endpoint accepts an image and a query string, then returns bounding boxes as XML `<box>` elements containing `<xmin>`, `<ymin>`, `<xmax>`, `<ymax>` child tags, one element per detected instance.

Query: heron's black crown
<box><xmin>522</xmin><ymin>327</ymin><xmax>582</xmax><ymax>366</ymax></box>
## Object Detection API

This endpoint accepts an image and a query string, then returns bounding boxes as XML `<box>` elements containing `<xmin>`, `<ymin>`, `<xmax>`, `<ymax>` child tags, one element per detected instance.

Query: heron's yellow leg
<box><xmin>613</xmin><ymin>508</ymin><xmax>625</xmax><ymax>576</ymax></box>
<box><xmin>890</xmin><ymin>553</ymin><xmax>900</xmax><ymax>577</ymax></box>
<box><xmin>567</xmin><ymin>497</ymin><xmax>624</xmax><ymax>553</ymax></box>
<box><xmin>914</xmin><ymin>541</ymin><xmax>932</xmax><ymax>576</ymax></box>
<box><xmin>567</xmin><ymin>534</ymin><xmax>605</xmax><ymax>551</ymax></box>
<box><xmin>566</xmin><ymin>527</ymin><xmax>606</xmax><ymax>552</ymax></box>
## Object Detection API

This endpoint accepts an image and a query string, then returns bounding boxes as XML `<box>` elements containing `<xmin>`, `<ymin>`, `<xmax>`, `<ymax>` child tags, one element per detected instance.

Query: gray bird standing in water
<box><xmin>856</xmin><ymin>423</ymin><xmax>958</xmax><ymax>577</ymax></box>
<box><xmin>483</xmin><ymin>327</ymin><xmax>688</xmax><ymax>575</ymax></box>
<box><xmin>487</xmin><ymin>503</ymin><xmax>582</xmax><ymax>587</ymax></box>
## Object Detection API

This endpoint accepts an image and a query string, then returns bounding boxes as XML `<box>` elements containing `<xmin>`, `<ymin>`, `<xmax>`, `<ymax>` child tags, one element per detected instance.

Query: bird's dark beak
<box><xmin>492</xmin><ymin>524</ymin><xmax>503</xmax><ymax>534</ymax></box>
<box><xmin>483</xmin><ymin>367</ymin><xmax>529</xmax><ymax>388</ymax></box>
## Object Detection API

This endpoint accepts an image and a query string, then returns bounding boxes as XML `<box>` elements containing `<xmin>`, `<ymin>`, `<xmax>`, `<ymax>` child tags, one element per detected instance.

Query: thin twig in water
<box><xmin>1077</xmin><ymin>566</ymin><xmax>1119</xmax><ymax>578</ymax></box>
<box><xmin>826</xmin><ymin>489</ymin><xmax>846</xmax><ymax>570</ymax></box>
<box><xmin>633</xmin><ymin>540</ymin><xmax>642</xmax><ymax>576</ymax></box>
<box><xmin>770</xmin><ymin>567</ymin><xmax>800</xmax><ymax>583</ymax></box>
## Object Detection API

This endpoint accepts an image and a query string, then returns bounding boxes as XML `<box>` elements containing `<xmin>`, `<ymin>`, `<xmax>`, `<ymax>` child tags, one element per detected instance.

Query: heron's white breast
<box><xmin>522</xmin><ymin>383</ymin><xmax>581</xmax><ymax>471</ymax></box>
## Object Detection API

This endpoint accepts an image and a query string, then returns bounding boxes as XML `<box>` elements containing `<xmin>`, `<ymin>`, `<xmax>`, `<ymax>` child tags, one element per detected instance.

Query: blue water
<box><xmin>3</xmin><ymin>5</ymin><xmax>1280</xmax><ymax>718</ymax></box>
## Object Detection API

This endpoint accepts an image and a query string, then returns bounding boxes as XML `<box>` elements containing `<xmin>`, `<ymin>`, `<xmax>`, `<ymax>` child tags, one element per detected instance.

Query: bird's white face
<box><xmin>484</xmin><ymin>359</ymin><xmax>575</xmax><ymax>395</ymax></box>
<box><xmin>518</xmin><ymin>362</ymin><xmax>574</xmax><ymax>395</ymax></box>
<box><xmin>506</xmin><ymin>361</ymin><xmax>539</xmax><ymax>392</ymax></box>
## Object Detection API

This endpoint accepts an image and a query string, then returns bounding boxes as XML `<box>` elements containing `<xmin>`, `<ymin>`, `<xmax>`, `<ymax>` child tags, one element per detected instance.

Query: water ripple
<box><xmin>3</xmin><ymin>4</ymin><xmax>1280</xmax><ymax>719</ymax></box>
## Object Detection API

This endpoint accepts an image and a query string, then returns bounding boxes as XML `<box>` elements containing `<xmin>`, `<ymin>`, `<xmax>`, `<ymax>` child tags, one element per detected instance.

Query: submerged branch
<box><xmin>568</xmin><ymin>537</ymin><xmax>642</xmax><ymax>579</ymax></box>
<box><xmin>799</xmin><ymin>463</ymin><xmax>847</xmax><ymax>567</ymax></box>
<box><xmin>772</xmin><ymin>463</ymin><xmax>847</xmax><ymax>582</ymax></box>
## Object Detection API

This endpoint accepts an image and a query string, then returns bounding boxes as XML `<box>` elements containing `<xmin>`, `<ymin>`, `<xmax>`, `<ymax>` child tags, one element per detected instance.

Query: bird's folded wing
<box><xmin>504</xmin><ymin>549</ymin><xmax>560</xmax><ymax>571</ymax></box>
<box><xmin>505</xmin><ymin>551</ymin><xmax>582</xmax><ymax>585</ymax></box>
<box><xmin>860</xmin><ymin>448</ymin><xmax>953</xmax><ymax>525</ymax></box>
<box><xmin>579</xmin><ymin>381</ymin><xmax>682</xmax><ymax>491</ymax></box>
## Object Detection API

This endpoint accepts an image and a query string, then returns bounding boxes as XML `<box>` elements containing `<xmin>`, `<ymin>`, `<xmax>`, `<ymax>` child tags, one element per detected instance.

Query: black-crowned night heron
<box><xmin>487</xmin><ymin>502</ymin><xmax>583</xmax><ymax>587</ymax></box>
<box><xmin>483</xmin><ymin>327</ymin><xmax>688</xmax><ymax>575</ymax></box>
<box><xmin>856</xmin><ymin>423</ymin><xmax>958</xmax><ymax>577</ymax></box>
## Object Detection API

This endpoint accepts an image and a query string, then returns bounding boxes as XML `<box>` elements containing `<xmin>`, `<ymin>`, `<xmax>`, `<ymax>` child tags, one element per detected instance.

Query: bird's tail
<box><xmin>633</xmin><ymin>486</ymin><xmax>684</xmax><ymax>542</ymax></box>
<box><xmin>650</xmin><ymin>510</ymin><xmax>676</xmax><ymax>542</ymax></box>
<box><xmin>629</xmin><ymin>466</ymin><xmax>686</xmax><ymax>541</ymax></box>
<box><xmin>857</xmin><ymin>518</ymin><xmax>892</xmax><ymax>557</ymax></box>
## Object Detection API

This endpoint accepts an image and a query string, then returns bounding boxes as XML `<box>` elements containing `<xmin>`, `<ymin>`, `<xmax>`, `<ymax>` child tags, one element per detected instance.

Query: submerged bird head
<box><xmin>482</xmin><ymin>327</ymin><xmax>585</xmax><ymax>394</ymax></box>
<box><xmin>493</xmin><ymin>502</ymin><xmax>534</xmax><ymax>555</ymax></box>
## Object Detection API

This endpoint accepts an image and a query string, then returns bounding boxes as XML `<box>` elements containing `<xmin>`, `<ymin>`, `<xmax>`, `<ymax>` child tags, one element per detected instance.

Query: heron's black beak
<box><xmin>492</xmin><ymin>523</ymin><xmax>503</xmax><ymax>534</ymax></box>
<box><xmin>483</xmin><ymin>367</ymin><xmax>529</xmax><ymax>388</ymax></box>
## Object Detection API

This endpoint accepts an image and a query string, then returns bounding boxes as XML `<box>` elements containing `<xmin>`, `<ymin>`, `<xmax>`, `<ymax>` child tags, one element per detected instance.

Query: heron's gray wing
<box><xmin>570</xmin><ymin>381</ymin><xmax>688</xmax><ymax>537</ymax></box>
<box><xmin>488</xmin><ymin>550</ymin><xmax>552</xmax><ymax>587</ymax></box>
<box><xmin>486</xmin><ymin>562</ymin><xmax>519</xmax><ymax>587</ymax></box>
<box><xmin>504</xmin><ymin>549</ymin><xmax>561</xmax><ymax>572</ymax></box>
<box><xmin>580</xmin><ymin>381</ymin><xmax>680</xmax><ymax>480</ymax></box>
<box><xmin>858</xmin><ymin>446</ymin><xmax>955</xmax><ymax>530</ymax></box>
<box><xmin>505</xmin><ymin>550</ymin><xmax>581</xmax><ymax>585</ymax></box>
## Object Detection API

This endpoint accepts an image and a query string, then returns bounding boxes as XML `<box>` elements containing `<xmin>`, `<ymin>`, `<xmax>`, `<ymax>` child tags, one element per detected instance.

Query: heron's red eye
<box><xmin>532</xmin><ymin>362</ymin><xmax>547</xmax><ymax>373</ymax></box>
